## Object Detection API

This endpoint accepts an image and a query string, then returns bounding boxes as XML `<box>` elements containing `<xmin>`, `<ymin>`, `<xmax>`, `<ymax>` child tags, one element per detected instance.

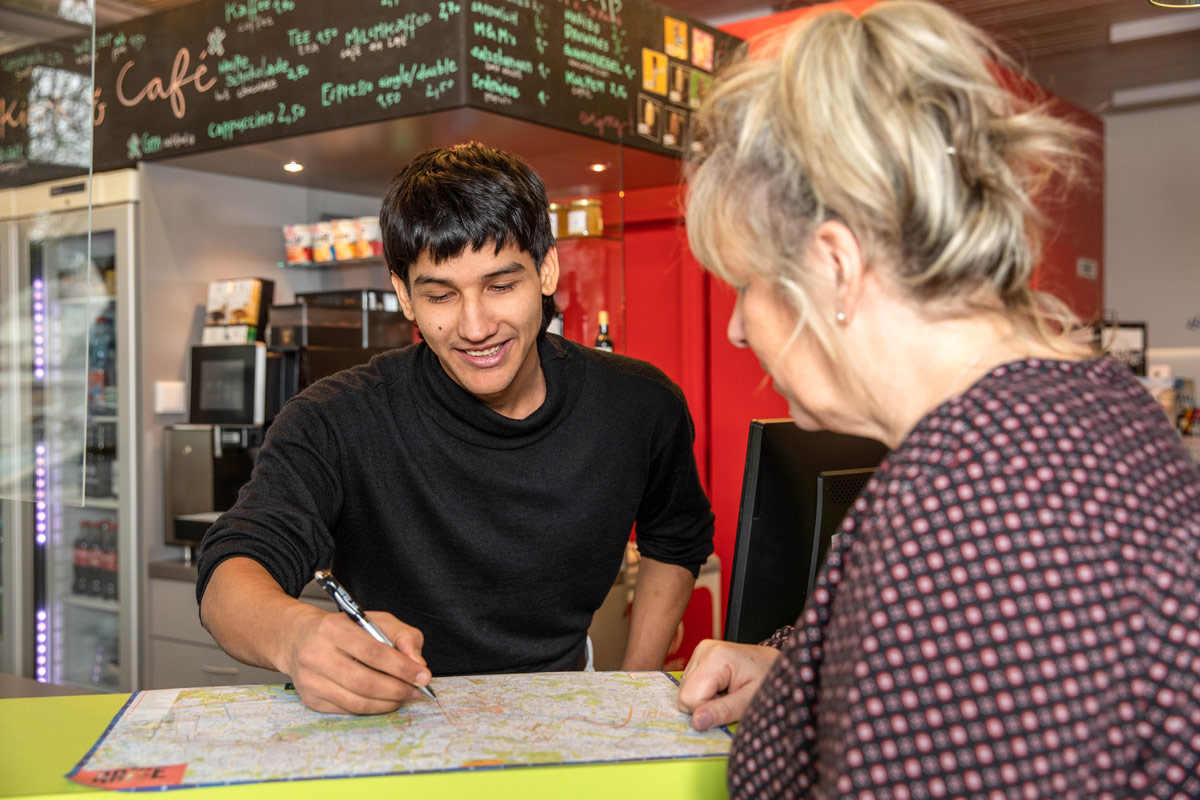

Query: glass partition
<box><xmin>1</xmin><ymin>0</ymin><xmax>103</xmax><ymax>688</ymax></box>
<box><xmin>2</xmin><ymin>0</ymin><xmax>697</xmax><ymax>692</ymax></box>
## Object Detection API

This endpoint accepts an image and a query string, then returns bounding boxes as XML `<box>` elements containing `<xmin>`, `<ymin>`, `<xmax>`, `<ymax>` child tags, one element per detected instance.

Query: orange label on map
<box><xmin>72</xmin><ymin>763</ymin><xmax>187</xmax><ymax>789</ymax></box>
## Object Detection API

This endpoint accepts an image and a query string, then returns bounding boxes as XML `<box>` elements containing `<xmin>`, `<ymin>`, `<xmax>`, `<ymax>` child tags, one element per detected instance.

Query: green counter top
<box><xmin>0</xmin><ymin>693</ymin><xmax>730</xmax><ymax>800</ymax></box>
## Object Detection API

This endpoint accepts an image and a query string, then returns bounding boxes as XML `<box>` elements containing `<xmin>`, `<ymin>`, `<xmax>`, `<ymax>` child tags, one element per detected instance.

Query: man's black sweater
<box><xmin>197</xmin><ymin>335</ymin><xmax>714</xmax><ymax>675</ymax></box>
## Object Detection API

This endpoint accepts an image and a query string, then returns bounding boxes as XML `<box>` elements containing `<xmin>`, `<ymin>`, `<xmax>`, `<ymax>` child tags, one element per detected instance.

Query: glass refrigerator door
<box><xmin>0</xmin><ymin>219</ymin><xmax>21</xmax><ymax>676</ymax></box>
<box><xmin>17</xmin><ymin>202</ymin><xmax>136</xmax><ymax>691</ymax></box>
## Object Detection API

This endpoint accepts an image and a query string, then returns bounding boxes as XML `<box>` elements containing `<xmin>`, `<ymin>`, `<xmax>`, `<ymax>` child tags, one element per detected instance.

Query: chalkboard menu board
<box><xmin>0</xmin><ymin>0</ymin><xmax>740</xmax><ymax>188</ymax></box>
<box><xmin>462</xmin><ymin>0</ymin><xmax>735</xmax><ymax>154</ymax></box>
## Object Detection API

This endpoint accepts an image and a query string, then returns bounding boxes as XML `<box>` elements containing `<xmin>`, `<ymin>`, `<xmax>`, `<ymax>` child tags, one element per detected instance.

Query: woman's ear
<box><xmin>811</xmin><ymin>219</ymin><xmax>865</xmax><ymax>324</ymax></box>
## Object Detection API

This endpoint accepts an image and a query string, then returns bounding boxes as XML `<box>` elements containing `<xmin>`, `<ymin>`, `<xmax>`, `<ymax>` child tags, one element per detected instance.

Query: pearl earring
<box><xmin>835</xmin><ymin>312</ymin><xmax>847</xmax><ymax>323</ymax></box>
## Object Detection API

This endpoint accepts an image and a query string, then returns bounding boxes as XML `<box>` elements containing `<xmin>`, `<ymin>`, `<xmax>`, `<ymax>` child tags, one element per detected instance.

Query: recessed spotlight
<box><xmin>589</xmin><ymin>163</ymin><xmax>608</xmax><ymax>172</ymax></box>
<box><xmin>1111</xmin><ymin>77</ymin><xmax>1200</xmax><ymax>107</ymax></box>
<box><xmin>1112</xmin><ymin>8</ymin><xmax>1200</xmax><ymax>41</ymax></box>
<box><xmin>283</xmin><ymin>161</ymin><xmax>304</xmax><ymax>173</ymax></box>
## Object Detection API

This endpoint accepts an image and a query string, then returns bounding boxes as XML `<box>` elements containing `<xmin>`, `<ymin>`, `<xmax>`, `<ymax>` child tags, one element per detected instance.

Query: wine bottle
<box><xmin>547</xmin><ymin>307</ymin><xmax>565</xmax><ymax>337</ymax></box>
<box><xmin>594</xmin><ymin>310</ymin><xmax>614</xmax><ymax>352</ymax></box>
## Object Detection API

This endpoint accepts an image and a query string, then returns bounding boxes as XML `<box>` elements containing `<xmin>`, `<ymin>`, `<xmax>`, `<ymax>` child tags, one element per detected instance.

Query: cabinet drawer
<box><xmin>149</xmin><ymin>639</ymin><xmax>289</xmax><ymax>690</ymax></box>
<box><xmin>149</xmin><ymin>577</ymin><xmax>338</xmax><ymax>646</ymax></box>
<box><xmin>148</xmin><ymin>578</ymin><xmax>212</xmax><ymax>645</ymax></box>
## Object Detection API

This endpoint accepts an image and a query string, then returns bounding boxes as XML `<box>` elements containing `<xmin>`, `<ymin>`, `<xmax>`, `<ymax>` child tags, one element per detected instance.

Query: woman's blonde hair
<box><xmin>686</xmin><ymin>0</ymin><xmax>1091</xmax><ymax>365</ymax></box>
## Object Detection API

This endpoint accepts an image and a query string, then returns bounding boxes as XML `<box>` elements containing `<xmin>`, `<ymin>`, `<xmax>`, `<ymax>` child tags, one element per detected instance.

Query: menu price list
<box><xmin>0</xmin><ymin>0</ymin><xmax>739</xmax><ymax>185</ymax></box>
<box><xmin>463</xmin><ymin>0</ymin><xmax>734</xmax><ymax>156</ymax></box>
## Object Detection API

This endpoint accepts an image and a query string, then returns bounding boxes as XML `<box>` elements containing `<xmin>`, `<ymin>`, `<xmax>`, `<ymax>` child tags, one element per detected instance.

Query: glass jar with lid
<box><xmin>548</xmin><ymin>203</ymin><xmax>567</xmax><ymax>239</ymax></box>
<box><xmin>566</xmin><ymin>198</ymin><xmax>604</xmax><ymax>237</ymax></box>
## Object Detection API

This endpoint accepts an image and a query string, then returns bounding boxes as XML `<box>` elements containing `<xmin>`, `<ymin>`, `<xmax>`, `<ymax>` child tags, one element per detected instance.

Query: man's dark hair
<box><xmin>380</xmin><ymin>142</ymin><xmax>557</xmax><ymax>332</ymax></box>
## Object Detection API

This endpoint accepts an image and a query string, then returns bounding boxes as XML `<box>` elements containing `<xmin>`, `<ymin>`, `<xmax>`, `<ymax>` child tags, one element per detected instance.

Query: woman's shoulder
<box><xmin>874</xmin><ymin>355</ymin><xmax>1199</xmax><ymax>529</ymax></box>
<box><xmin>898</xmin><ymin>357</ymin><xmax>1158</xmax><ymax>458</ymax></box>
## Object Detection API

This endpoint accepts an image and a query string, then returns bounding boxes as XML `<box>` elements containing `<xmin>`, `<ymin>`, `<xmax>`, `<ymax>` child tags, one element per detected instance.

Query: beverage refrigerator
<box><xmin>0</xmin><ymin>170</ymin><xmax>141</xmax><ymax>691</ymax></box>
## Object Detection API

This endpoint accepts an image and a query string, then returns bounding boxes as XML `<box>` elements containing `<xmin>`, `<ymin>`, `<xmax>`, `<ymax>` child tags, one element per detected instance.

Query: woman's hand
<box><xmin>676</xmin><ymin>639</ymin><xmax>780</xmax><ymax>730</ymax></box>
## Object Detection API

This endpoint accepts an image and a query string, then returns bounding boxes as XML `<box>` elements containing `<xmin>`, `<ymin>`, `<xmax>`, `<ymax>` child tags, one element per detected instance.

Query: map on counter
<box><xmin>67</xmin><ymin>671</ymin><xmax>732</xmax><ymax>790</ymax></box>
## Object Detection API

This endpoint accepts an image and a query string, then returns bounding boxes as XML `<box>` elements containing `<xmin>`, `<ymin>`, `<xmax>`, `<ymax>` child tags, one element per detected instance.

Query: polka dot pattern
<box><xmin>728</xmin><ymin>358</ymin><xmax>1200</xmax><ymax>799</ymax></box>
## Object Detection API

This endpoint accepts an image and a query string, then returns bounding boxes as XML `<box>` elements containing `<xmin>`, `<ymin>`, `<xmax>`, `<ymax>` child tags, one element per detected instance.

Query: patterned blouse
<box><xmin>728</xmin><ymin>358</ymin><xmax>1200</xmax><ymax>799</ymax></box>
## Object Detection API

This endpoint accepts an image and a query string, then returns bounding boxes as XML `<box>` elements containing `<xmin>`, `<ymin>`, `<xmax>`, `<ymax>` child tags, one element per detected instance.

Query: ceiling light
<box><xmin>1111</xmin><ymin>77</ymin><xmax>1200</xmax><ymax>107</ymax></box>
<box><xmin>589</xmin><ymin>163</ymin><xmax>608</xmax><ymax>172</ymax></box>
<box><xmin>1110</xmin><ymin>9</ymin><xmax>1200</xmax><ymax>43</ymax></box>
<box><xmin>283</xmin><ymin>161</ymin><xmax>304</xmax><ymax>173</ymax></box>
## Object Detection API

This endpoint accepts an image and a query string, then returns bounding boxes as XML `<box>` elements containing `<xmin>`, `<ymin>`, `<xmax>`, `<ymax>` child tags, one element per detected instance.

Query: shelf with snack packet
<box><xmin>281</xmin><ymin>217</ymin><xmax>384</xmax><ymax>267</ymax></box>
<box><xmin>277</xmin><ymin>255</ymin><xmax>386</xmax><ymax>270</ymax></box>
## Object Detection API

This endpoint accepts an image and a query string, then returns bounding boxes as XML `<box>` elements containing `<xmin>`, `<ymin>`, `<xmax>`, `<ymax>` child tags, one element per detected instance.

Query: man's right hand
<box><xmin>200</xmin><ymin>558</ymin><xmax>432</xmax><ymax>715</ymax></box>
<box><xmin>675</xmin><ymin>639</ymin><xmax>781</xmax><ymax>730</ymax></box>
<box><xmin>281</xmin><ymin>605</ymin><xmax>432</xmax><ymax>715</ymax></box>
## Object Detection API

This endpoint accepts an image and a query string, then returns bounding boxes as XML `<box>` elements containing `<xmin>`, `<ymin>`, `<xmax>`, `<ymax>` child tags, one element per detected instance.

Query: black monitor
<box><xmin>724</xmin><ymin>419</ymin><xmax>889</xmax><ymax>645</ymax></box>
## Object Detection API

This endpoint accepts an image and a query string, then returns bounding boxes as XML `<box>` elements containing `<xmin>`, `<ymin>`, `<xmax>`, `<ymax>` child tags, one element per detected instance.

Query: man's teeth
<box><xmin>465</xmin><ymin>344</ymin><xmax>502</xmax><ymax>357</ymax></box>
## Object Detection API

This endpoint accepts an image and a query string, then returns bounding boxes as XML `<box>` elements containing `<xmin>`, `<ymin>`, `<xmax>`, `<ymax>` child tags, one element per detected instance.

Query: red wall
<box><xmin>617</xmin><ymin>1</ymin><xmax>1104</xmax><ymax>638</ymax></box>
<box><xmin>719</xmin><ymin>0</ymin><xmax>874</xmax><ymax>40</ymax></box>
<box><xmin>620</xmin><ymin>184</ymin><xmax>790</xmax><ymax>639</ymax></box>
<box><xmin>621</xmin><ymin>185</ymin><xmax>710</xmax><ymax>481</ymax></box>
<box><xmin>1028</xmin><ymin>96</ymin><xmax>1106</xmax><ymax>323</ymax></box>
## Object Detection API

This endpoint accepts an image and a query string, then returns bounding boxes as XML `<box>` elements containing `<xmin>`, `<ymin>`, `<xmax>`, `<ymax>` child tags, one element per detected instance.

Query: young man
<box><xmin>197</xmin><ymin>143</ymin><xmax>714</xmax><ymax>714</ymax></box>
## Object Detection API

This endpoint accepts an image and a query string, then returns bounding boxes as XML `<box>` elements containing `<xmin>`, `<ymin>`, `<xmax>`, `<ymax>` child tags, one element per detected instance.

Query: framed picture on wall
<box><xmin>1093</xmin><ymin>321</ymin><xmax>1148</xmax><ymax>376</ymax></box>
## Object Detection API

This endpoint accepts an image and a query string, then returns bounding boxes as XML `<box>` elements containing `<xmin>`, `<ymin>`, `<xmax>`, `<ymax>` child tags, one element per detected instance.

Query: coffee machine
<box><xmin>163</xmin><ymin>423</ymin><xmax>263</xmax><ymax>552</ymax></box>
<box><xmin>164</xmin><ymin>290</ymin><xmax>412</xmax><ymax>556</ymax></box>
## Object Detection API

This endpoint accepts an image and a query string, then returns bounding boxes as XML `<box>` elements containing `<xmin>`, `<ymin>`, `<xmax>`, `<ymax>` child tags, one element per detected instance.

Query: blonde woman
<box><xmin>676</xmin><ymin>2</ymin><xmax>1200</xmax><ymax>797</ymax></box>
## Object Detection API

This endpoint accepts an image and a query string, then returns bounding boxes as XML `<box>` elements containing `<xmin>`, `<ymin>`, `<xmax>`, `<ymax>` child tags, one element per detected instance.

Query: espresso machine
<box><xmin>163</xmin><ymin>423</ymin><xmax>263</xmax><ymax>553</ymax></box>
<box><xmin>164</xmin><ymin>290</ymin><xmax>412</xmax><ymax>557</ymax></box>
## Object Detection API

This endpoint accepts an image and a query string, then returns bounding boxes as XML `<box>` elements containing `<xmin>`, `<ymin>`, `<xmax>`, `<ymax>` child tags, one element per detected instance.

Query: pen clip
<box><xmin>313</xmin><ymin>571</ymin><xmax>437</xmax><ymax>702</ymax></box>
<box><xmin>314</xmin><ymin>570</ymin><xmax>362</xmax><ymax>618</ymax></box>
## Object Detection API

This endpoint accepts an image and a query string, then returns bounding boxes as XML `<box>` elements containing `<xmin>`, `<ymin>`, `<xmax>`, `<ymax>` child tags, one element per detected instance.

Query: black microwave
<box><xmin>188</xmin><ymin>343</ymin><xmax>297</xmax><ymax>426</ymax></box>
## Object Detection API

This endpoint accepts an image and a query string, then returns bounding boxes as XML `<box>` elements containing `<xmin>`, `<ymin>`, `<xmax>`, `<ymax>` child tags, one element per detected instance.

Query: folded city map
<box><xmin>68</xmin><ymin>671</ymin><xmax>732</xmax><ymax>790</ymax></box>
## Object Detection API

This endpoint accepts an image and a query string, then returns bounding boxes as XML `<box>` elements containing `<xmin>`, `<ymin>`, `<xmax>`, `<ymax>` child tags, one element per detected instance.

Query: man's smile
<box><xmin>462</xmin><ymin>343</ymin><xmax>504</xmax><ymax>357</ymax></box>
<box><xmin>456</xmin><ymin>339</ymin><xmax>512</xmax><ymax>368</ymax></box>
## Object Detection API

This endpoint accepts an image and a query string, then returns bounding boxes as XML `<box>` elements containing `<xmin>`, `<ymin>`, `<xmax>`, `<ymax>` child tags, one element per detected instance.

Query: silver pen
<box><xmin>313</xmin><ymin>570</ymin><xmax>438</xmax><ymax>702</ymax></box>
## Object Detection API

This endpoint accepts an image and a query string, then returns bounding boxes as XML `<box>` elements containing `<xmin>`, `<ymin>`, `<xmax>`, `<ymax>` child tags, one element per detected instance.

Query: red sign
<box><xmin>72</xmin><ymin>763</ymin><xmax>187</xmax><ymax>789</ymax></box>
